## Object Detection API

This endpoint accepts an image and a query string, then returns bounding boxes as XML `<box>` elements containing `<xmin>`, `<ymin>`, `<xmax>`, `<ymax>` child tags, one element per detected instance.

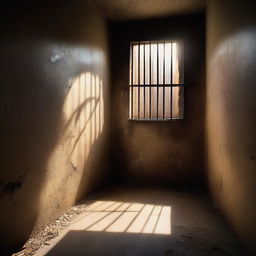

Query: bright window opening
<box><xmin>129</xmin><ymin>40</ymin><xmax>184</xmax><ymax>120</ymax></box>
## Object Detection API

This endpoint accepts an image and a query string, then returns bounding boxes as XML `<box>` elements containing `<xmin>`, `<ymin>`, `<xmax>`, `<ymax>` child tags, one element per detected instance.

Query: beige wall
<box><xmin>207</xmin><ymin>0</ymin><xmax>256</xmax><ymax>252</ymax></box>
<box><xmin>110</xmin><ymin>15</ymin><xmax>206</xmax><ymax>186</ymax></box>
<box><xmin>0</xmin><ymin>2</ymin><xmax>110</xmax><ymax>254</ymax></box>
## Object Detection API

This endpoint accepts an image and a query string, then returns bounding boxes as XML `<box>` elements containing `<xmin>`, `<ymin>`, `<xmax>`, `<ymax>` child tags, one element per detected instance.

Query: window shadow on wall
<box><xmin>0</xmin><ymin>1</ymin><xmax>110</xmax><ymax>255</ymax></box>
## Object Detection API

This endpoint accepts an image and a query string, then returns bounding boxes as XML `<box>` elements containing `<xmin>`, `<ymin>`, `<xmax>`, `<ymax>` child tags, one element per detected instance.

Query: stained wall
<box><xmin>207</xmin><ymin>0</ymin><xmax>256</xmax><ymax>252</ymax></box>
<box><xmin>110</xmin><ymin>14</ymin><xmax>206</xmax><ymax>186</ymax></box>
<box><xmin>0</xmin><ymin>1</ymin><xmax>110</xmax><ymax>254</ymax></box>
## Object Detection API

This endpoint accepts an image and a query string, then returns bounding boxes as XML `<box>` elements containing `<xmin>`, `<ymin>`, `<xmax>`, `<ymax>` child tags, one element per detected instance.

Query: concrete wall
<box><xmin>0</xmin><ymin>1</ymin><xmax>110</xmax><ymax>254</ymax></box>
<box><xmin>110</xmin><ymin>14</ymin><xmax>205</xmax><ymax>186</ymax></box>
<box><xmin>207</xmin><ymin>0</ymin><xmax>256</xmax><ymax>252</ymax></box>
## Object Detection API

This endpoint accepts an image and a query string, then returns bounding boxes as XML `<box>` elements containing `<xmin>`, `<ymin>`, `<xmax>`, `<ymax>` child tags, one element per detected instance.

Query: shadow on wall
<box><xmin>207</xmin><ymin>26</ymin><xmax>256</xmax><ymax>251</ymax></box>
<box><xmin>0</xmin><ymin>36</ymin><xmax>108</xmax><ymax>256</ymax></box>
<box><xmin>0</xmin><ymin>0</ymin><xmax>111</xmax><ymax>254</ymax></box>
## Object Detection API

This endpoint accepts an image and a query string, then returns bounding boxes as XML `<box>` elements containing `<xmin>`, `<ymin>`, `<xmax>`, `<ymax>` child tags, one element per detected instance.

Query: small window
<box><xmin>129</xmin><ymin>40</ymin><xmax>184</xmax><ymax>120</ymax></box>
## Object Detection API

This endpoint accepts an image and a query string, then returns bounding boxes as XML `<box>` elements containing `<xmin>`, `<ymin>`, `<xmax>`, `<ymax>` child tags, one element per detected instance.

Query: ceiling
<box><xmin>89</xmin><ymin>0</ymin><xmax>206</xmax><ymax>20</ymax></box>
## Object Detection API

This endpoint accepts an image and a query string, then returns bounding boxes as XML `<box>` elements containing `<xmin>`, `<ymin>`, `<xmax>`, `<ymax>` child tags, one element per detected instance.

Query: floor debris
<box><xmin>12</xmin><ymin>202</ymin><xmax>89</xmax><ymax>256</ymax></box>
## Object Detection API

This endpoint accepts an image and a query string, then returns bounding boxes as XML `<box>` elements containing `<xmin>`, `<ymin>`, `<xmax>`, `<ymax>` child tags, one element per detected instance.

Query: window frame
<box><xmin>128</xmin><ymin>39</ymin><xmax>185</xmax><ymax>121</ymax></box>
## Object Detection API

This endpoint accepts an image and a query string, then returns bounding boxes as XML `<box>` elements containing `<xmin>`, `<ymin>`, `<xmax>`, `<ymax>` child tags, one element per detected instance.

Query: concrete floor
<box><xmin>34</xmin><ymin>186</ymin><xmax>246</xmax><ymax>256</ymax></box>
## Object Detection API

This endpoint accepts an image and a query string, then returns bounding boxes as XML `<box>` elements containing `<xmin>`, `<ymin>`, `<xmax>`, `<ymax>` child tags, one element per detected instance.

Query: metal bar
<box><xmin>182</xmin><ymin>42</ymin><xmax>185</xmax><ymax>120</ymax></box>
<box><xmin>170</xmin><ymin>41</ymin><xmax>173</xmax><ymax>119</ymax></box>
<box><xmin>90</xmin><ymin>62</ymin><xmax>92</xmax><ymax>146</ymax></box>
<box><xmin>149</xmin><ymin>41</ymin><xmax>152</xmax><ymax>119</ymax></box>
<box><xmin>163</xmin><ymin>41</ymin><xmax>165</xmax><ymax>119</ymax></box>
<box><xmin>143</xmin><ymin>43</ymin><xmax>146</xmax><ymax>119</ymax></box>
<box><xmin>131</xmin><ymin>43</ymin><xmax>134</xmax><ymax>119</ymax></box>
<box><xmin>128</xmin><ymin>83</ymin><xmax>185</xmax><ymax>87</ymax></box>
<box><xmin>157</xmin><ymin>42</ymin><xmax>159</xmax><ymax>119</ymax></box>
<box><xmin>138</xmin><ymin>41</ymin><xmax>140</xmax><ymax>119</ymax></box>
<box><xmin>94</xmin><ymin>62</ymin><xmax>97</xmax><ymax>140</ymax></box>
<box><xmin>98</xmin><ymin>63</ymin><xmax>101</xmax><ymax>132</ymax></box>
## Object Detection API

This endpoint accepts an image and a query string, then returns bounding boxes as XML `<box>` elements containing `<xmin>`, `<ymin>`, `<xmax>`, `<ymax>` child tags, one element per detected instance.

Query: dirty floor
<box><xmin>33</xmin><ymin>186</ymin><xmax>246</xmax><ymax>256</ymax></box>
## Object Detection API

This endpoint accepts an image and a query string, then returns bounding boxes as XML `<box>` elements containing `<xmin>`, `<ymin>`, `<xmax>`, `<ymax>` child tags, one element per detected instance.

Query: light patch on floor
<box><xmin>31</xmin><ymin>187</ymin><xmax>246</xmax><ymax>256</ymax></box>
<box><xmin>77</xmin><ymin>200</ymin><xmax>172</xmax><ymax>235</ymax></box>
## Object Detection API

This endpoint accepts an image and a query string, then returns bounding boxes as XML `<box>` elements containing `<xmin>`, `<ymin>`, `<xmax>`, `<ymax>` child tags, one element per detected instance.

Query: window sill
<box><xmin>128</xmin><ymin>118</ymin><xmax>183</xmax><ymax>122</ymax></box>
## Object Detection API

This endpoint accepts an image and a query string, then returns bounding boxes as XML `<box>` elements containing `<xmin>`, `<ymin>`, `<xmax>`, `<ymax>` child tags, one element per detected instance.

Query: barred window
<box><xmin>129</xmin><ymin>40</ymin><xmax>184</xmax><ymax>120</ymax></box>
